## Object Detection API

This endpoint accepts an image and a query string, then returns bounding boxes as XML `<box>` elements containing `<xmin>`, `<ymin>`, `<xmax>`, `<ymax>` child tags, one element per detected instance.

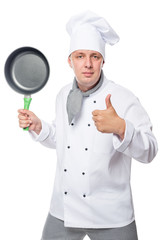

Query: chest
<box><xmin>56</xmin><ymin>93</ymin><xmax>114</xmax><ymax>156</ymax></box>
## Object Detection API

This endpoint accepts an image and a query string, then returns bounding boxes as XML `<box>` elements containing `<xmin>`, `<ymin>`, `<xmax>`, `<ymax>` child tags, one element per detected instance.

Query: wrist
<box><xmin>34</xmin><ymin>120</ymin><xmax>42</xmax><ymax>135</ymax></box>
<box><xmin>116</xmin><ymin>118</ymin><xmax>126</xmax><ymax>140</ymax></box>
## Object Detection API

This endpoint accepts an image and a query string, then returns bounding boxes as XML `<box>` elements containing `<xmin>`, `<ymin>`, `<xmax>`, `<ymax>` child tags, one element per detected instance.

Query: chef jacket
<box><xmin>30</xmin><ymin>76</ymin><xmax>158</xmax><ymax>228</ymax></box>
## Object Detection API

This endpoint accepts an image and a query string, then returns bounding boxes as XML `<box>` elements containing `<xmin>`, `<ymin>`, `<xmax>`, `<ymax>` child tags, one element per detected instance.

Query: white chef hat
<box><xmin>66</xmin><ymin>10</ymin><xmax>120</xmax><ymax>60</ymax></box>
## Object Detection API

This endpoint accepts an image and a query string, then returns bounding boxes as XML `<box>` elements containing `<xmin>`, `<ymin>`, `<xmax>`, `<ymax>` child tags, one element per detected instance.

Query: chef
<box><xmin>18</xmin><ymin>11</ymin><xmax>158</xmax><ymax>240</ymax></box>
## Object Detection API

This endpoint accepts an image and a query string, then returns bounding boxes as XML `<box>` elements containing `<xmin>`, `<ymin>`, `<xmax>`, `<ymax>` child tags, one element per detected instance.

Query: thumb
<box><xmin>105</xmin><ymin>94</ymin><xmax>112</xmax><ymax>109</ymax></box>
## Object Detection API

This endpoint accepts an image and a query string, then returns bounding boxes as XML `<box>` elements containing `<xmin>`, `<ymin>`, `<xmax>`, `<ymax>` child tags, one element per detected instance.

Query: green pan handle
<box><xmin>23</xmin><ymin>97</ymin><xmax>32</xmax><ymax>131</ymax></box>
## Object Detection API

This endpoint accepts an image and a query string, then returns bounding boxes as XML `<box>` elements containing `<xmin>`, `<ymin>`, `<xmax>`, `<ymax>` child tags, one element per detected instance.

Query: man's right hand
<box><xmin>18</xmin><ymin>109</ymin><xmax>42</xmax><ymax>135</ymax></box>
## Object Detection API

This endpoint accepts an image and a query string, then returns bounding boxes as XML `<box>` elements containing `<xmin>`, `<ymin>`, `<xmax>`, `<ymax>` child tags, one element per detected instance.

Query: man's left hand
<box><xmin>92</xmin><ymin>94</ymin><xmax>126</xmax><ymax>140</ymax></box>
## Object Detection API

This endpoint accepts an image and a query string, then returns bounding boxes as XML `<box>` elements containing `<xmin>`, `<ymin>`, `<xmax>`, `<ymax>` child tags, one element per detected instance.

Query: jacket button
<box><xmin>88</xmin><ymin>124</ymin><xmax>91</xmax><ymax>127</ymax></box>
<box><xmin>67</xmin><ymin>146</ymin><xmax>70</xmax><ymax>149</ymax></box>
<box><xmin>85</xmin><ymin>148</ymin><xmax>88</xmax><ymax>151</ymax></box>
<box><xmin>93</xmin><ymin>100</ymin><xmax>96</xmax><ymax>103</ymax></box>
<box><xmin>82</xmin><ymin>172</ymin><xmax>85</xmax><ymax>175</ymax></box>
<box><xmin>83</xmin><ymin>194</ymin><xmax>86</xmax><ymax>198</ymax></box>
<box><xmin>71</xmin><ymin>123</ymin><xmax>74</xmax><ymax>126</ymax></box>
<box><xmin>64</xmin><ymin>169</ymin><xmax>67</xmax><ymax>172</ymax></box>
<box><xmin>64</xmin><ymin>191</ymin><xmax>68</xmax><ymax>195</ymax></box>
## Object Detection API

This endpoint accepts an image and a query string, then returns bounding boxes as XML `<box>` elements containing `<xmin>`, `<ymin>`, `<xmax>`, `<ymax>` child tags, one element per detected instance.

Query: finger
<box><xmin>92</xmin><ymin>116</ymin><xmax>96</xmax><ymax>122</ymax></box>
<box><xmin>105</xmin><ymin>94</ymin><xmax>112</xmax><ymax>109</ymax></box>
<box><xmin>19</xmin><ymin>122</ymin><xmax>31</xmax><ymax>128</ymax></box>
<box><xmin>18</xmin><ymin>109</ymin><xmax>26</xmax><ymax>114</ymax></box>
<box><xmin>18</xmin><ymin>109</ymin><xmax>32</xmax><ymax>116</ymax></box>
<box><xmin>18</xmin><ymin>114</ymin><xmax>30</xmax><ymax>120</ymax></box>
<box><xmin>19</xmin><ymin>119</ymin><xmax>32</xmax><ymax>124</ymax></box>
<box><xmin>92</xmin><ymin>115</ymin><xmax>101</xmax><ymax>123</ymax></box>
<box><xmin>92</xmin><ymin>110</ymin><xmax>100</xmax><ymax>116</ymax></box>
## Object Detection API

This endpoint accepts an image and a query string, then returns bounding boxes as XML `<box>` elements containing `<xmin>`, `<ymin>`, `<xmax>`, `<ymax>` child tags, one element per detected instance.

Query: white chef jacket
<box><xmin>30</xmin><ymin>76</ymin><xmax>158</xmax><ymax>228</ymax></box>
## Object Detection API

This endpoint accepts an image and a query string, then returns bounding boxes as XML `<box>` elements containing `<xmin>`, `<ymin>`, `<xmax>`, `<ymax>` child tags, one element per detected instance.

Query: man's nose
<box><xmin>85</xmin><ymin>57</ymin><xmax>92</xmax><ymax>68</ymax></box>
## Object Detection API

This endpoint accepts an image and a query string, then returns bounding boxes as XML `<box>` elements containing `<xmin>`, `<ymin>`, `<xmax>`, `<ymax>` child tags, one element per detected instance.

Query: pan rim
<box><xmin>4</xmin><ymin>46</ymin><xmax>50</xmax><ymax>95</ymax></box>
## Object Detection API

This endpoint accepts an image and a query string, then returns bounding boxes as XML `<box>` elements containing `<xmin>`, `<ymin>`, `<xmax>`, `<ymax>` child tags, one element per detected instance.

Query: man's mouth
<box><xmin>82</xmin><ymin>72</ymin><xmax>94</xmax><ymax>77</ymax></box>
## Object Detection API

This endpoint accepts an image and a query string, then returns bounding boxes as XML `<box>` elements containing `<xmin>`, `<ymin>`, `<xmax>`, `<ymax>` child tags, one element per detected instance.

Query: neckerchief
<box><xmin>66</xmin><ymin>70</ymin><xmax>104</xmax><ymax>124</ymax></box>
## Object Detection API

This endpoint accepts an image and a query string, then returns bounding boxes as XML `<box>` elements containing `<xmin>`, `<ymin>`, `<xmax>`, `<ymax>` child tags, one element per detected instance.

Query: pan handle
<box><xmin>23</xmin><ymin>96</ymin><xmax>32</xmax><ymax>131</ymax></box>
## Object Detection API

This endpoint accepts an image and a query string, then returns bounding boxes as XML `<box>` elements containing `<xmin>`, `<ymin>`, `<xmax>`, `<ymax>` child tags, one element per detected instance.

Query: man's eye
<box><xmin>77</xmin><ymin>55</ymin><xmax>83</xmax><ymax>58</ymax></box>
<box><xmin>93</xmin><ymin>55</ymin><xmax>98</xmax><ymax>59</ymax></box>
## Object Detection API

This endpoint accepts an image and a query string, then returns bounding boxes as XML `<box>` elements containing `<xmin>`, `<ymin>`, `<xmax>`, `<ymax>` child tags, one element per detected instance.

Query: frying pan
<box><xmin>4</xmin><ymin>46</ymin><xmax>50</xmax><ymax>131</ymax></box>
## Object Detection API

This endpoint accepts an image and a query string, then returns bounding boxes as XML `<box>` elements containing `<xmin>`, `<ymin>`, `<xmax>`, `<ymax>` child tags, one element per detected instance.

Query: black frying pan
<box><xmin>4</xmin><ymin>46</ymin><xmax>50</xmax><ymax>130</ymax></box>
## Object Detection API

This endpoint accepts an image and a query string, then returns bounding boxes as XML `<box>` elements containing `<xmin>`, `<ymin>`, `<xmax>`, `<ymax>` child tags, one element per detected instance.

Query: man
<box><xmin>18</xmin><ymin>11</ymin><xmax>158</xmax><ymax>240</ymax></box>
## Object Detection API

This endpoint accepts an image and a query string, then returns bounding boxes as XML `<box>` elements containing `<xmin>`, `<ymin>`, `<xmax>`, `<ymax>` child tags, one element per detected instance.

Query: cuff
<box><xmin>113</xmin><ymin>120</ymin><xmax>135</xmax><ymax>152</ymax></box>
<box><xmin>29</xmin><ymin>120</ymin><xmax>50</xmax><ymax>142</ymax></box>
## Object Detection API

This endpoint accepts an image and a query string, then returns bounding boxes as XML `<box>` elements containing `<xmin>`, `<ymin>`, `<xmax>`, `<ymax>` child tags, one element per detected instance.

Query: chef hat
<box><xmin>66</xmin><ymin>10</ymin><xmax>120</xmax><ymax>60</ymax></box>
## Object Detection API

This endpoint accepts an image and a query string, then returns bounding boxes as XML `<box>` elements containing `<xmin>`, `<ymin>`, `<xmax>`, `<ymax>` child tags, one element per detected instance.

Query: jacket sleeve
<box><xmin>113</xmin><ymin>95</ymin><xmax>158</xmax><ymax>163</ymax></box>
<box><xmin>28</xmin><ymin>91</ymin><xmax>62</xmax><ymax>149</ymax></box>
<box><xmin>29</xmin><ymin>119</ymin><xmax>56</xmax><ymax>149</ymax></box>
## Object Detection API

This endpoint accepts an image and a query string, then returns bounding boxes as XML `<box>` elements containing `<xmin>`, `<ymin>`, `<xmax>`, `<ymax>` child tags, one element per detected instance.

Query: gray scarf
<box><xmin>66</xmin><ymin>70</ymin><xmax>104</xmax><ymax>124</ymax></box>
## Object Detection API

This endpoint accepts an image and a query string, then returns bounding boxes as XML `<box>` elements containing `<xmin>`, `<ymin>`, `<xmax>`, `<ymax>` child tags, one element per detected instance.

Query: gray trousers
<box><xmin>41</xmin><ymin>213</ymin><xmax>138</xmax><ymax>240</ymax></box>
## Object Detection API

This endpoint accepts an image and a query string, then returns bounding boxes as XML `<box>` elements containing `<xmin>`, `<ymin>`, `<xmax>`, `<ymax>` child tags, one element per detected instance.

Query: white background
<box><xmin>0</xmin><ymin>0</ymin><xmax>159</xmax><ymax>239</ymax></box>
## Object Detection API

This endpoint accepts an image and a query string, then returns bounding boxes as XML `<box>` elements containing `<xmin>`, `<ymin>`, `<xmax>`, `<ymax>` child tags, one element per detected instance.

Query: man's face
<box><xmin>68</xmin><ymin>50</ymin><xmax>104</xmax><ymax>91</ymax></box>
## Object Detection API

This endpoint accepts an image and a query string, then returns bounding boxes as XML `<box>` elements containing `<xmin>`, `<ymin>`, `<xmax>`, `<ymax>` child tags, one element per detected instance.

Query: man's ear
<box><xmin>102</xmin><ymin>60</ymin><xmax>105</xmax><ymax>68</ymax></box>
<box><xmin>68</xmin><ymin>56</ymin><xmax>72</xmax><ymax>68</ymax></box>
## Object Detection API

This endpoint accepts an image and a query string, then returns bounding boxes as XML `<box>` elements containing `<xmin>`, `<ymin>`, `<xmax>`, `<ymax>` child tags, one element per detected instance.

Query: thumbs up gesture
<box><xmin>92</xmin><ymin>94</ymin><xmax>125</xmax><ymax>140</ymax></box>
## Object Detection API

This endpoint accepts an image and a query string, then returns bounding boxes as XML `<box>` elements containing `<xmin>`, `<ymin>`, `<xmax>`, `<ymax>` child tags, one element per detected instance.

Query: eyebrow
<box><xmin>75</xmin><ymin>52</ymin><xmax>85</xmax><ymax>55</ymax></box>
<box><xmin>90</xmin><ymin>53</ymin><xmax>100</xmax><ymax>56</ymax></box>
<box><xmin>75</xmin><ymin>52</ymin><xmax>100</xmax><ymax>56</ymax></box>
